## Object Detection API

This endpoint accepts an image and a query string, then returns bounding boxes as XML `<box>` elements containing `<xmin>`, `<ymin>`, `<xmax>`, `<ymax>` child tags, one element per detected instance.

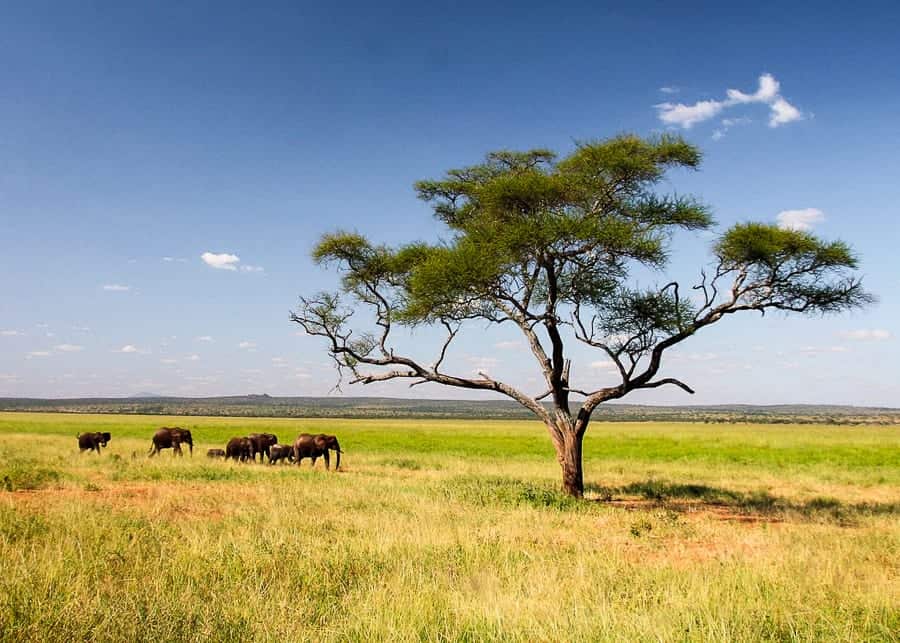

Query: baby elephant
<box><xmin>206</xmin><ymin>448</ymin><xmax>226</xmax><ymax>459</ymax></box>
<box><xmin>77</xmin><ymin>432</ymin><xmax>111</xmax><ymax>454</ymax></box>
<box><xmin>268</xmin><ymin>444</ymin><xmax>293</xmax><ymax>465</ymax></box>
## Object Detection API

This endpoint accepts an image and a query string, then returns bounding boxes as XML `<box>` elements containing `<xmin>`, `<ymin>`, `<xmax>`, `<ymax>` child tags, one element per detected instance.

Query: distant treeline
<box><xmin>0</xmin><ymin>395</ymin><xmax>898</xmax><ymax>425</ymax></box>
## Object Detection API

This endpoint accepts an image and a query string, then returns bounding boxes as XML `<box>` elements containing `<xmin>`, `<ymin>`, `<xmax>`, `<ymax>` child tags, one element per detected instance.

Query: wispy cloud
<box><xmin>659</xmin><ymin>86</ymin><xmax>679</xmax><ymax>94</ymax></box>
<box><xmin>494</xmin><ymin>341</ymin><xmax>522</xmax><ymax>350</ymax></box>
<box><xmin>196</xmin><ymin>336</ymin><xmax>214</xmax><ymax>342</ymax></box>
<box><xmin>55</xmin><ymin>344</ymin><xmax>84</xmax><ymax>352</ymax></box>
<box><xmin>656</xmin><ymin>73</ymin><xmax>803</xmax><ymax>130</ymax></box>
<box><xmin>776</xmin><ymin>208</ymin><xmax>825</xmax><ymax>231</ymax></box>
<box><xmin>118</xmin><ymin>345</ymin><xmax>150</xmax><ymax>354</ymax></box>
<box><xmin>102</xmin><ymin>284</ymin><xmax>131</xmax><ymax>292</ymax></box>
<box><xmin>238</xmin><ymin>341</ymin><xmax>256</xmax><ymax>349</ymax></box>
<box><xmin>1</xmin><ymin>330</ymin><xmax>23</xmax><ymax>336</ymax></box>
<box><xmin>26</xmin><ymin>351</ymin><xmax>52</xmax><ymax>358</ymax></box>
<box><xmin>800</xmin><ymin>345</ymin><xmax>848</xmax><ymax>356</ymax></box>
<box><xmin>466</xmin><ymin>356</ymin><xmax>498</xmax><ymax>375</ymax></box>
<box><xmin>187</xmin><ymin>354</ymin><xmax>200</xmax><ymax>361</ymax></box>
<box><xmin>240</xmin><ymin>265</ymin><xmax>264</xmax><ymax>273</ymax></box>
<box><xmin>838</xmin><ymin>329</ymin><xmax>892</xmax><ymax>341</ymax></box>
<box><xmin>712</xmin><ymin>116</ymin><xmax>752</xmax><ymax>141</ymax></box>
<box><xmin>163</xmin><ymin>257</ymin><xmax>187</xmax><ymax>263</ymax></box>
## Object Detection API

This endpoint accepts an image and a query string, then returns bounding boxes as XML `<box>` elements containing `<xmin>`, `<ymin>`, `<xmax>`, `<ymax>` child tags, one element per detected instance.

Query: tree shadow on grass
<box><xmin>586</xmin><ymin>479</ymin><xmax>900</xmax><ymax>525</ymax></box>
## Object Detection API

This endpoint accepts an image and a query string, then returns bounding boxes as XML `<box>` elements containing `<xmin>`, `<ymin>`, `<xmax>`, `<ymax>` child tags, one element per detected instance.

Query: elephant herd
<box><xmin>215</xmin><ymin>432</ymin><xmax>342</xmax><ymax>470</ymax></box>
<box><xmin>75</xmin><ymin>427</ymin><xmax>342</xmax><ymax>470</ymax></box>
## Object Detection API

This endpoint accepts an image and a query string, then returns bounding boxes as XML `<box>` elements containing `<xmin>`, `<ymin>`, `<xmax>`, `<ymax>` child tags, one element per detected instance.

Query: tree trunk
<box><xmin>556</xmin><ymin>429</ymin><xmax>584</xmax><ymax>498</ymax></box>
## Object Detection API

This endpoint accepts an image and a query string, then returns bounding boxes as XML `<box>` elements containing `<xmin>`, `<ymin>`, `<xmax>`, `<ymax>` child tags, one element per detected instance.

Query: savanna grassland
<box><xmin>1</xmin><ymin>412</ymin><xmax>898</xmax><ymax>642</ymax></box>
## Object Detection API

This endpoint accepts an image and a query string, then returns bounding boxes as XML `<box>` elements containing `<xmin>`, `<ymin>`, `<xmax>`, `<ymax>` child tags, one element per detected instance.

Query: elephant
<box><xmin>206</xmin><ymin>448</ymin><xmax>226</xmax><ymax>458</ymax></box>
<box><xmin>77</xmin><ymin>432</ymin><xmax>111</xmax><ymax>454</ymax></box>
<box><xmin>247</xmin><ymin>433</ymin><xmax>278</xmax><ymax>462</ymax></box>
<box><xmin>292</xmin><ymin>433</ymin><xmax>342</xmax><ymax>470</ymax></box>
<box><xmin>148</xmin><ymin>427</ymin><xmax>194</xmax><ymax>457</ymax></box>
<box><xmin>225</xmin><ymin>437</ymin><xmax>253</xmax><ymax>462</ymax></box>
<box><xmin>268</xmin><ymin>443</ymin><xmax>293</xmax><ymax>465</ymax></box>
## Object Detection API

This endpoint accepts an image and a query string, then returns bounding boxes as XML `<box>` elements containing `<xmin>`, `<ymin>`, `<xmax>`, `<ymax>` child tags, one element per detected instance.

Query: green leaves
<box><xmin>715</xmin><ymin>223</ymin><xmax>857</xmax><ymax>269</ymax></box>
<box><xmin>714</xmin><ymin>223</ymin><xmax>873</xmax><ymax>314</ymax></box>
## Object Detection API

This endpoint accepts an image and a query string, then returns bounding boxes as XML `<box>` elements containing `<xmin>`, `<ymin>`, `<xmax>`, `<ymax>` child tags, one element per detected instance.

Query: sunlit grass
<box><xmin>1</xmin><ymin>412</ymin><xmax>898</xmax><ymax>641</ymax></box>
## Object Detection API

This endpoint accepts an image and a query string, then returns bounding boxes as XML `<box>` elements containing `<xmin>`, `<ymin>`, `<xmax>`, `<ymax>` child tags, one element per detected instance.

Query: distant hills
<box><xmin>0</xmin><ymin>395</ymin><xmax>898</xmax><ymax>424</ymax></box>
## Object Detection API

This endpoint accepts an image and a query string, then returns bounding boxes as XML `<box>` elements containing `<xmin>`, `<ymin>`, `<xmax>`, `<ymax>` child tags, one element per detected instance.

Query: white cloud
<box><xmin>163</xmin><ymin>257</ymin><xmax>187</xmax><ymax>263</ymax></box>
<box><xmin>160</xmin><ymin>358</ymin><xmax>178</xmax><ymax>364</ymax></box>
<box><xmin>776</xmin><ymin>208</ymin><xmax>825</xmax><ymax>231</ymax></box>
<box><xmin>26</xmin><ymin>351</ymin><xmax>51</xmax><ymax>358</ymax></box>
<box><xmin>201</xmin><ymin>252</ymin><xmax>240</xmax><ymax>271</ymax></box>
<box><xmin>196</xmin><ymin>336</ymin><xmax>214</xmax><ymax>342</ymax></box>
<box><xmin>102</xmin><ymin>284</ymin><xmax>131</xmax><ymax>292</ymax></box>
<box><xmin>1</xmin><ymin>330</ymin><xmax>22</xmax><ymax>336</ymax></box>
<box><xmin>657</xmin><ymin>99</ymin><xmax>725</xmax><ymax>129</ymax></box>
<box><xmin>238</xmin><ymin>341</ymin><xmax>256</xmax><ymax>349</ymax></box>
<box><xmin>659</xmin><ymin>86</ymin><xmax>679</xmax><ymax>94</ymax></box>
<box><xmin>494</xmin><ymin>341</ymin><xmax>522</xmax><ymax>350</ymax></box>
<box><xmin>726</xmin><ymin>73</ymin><xmax>780</xmax><ymax>103</ymax></box>
<box><xmin>656</xmin><ymin>73</ymin><xmax>803</xmax><ymax>130</ymax></box>
<box><xmin>200</xmin><ymin>252</ymin><xmax>264</xmax><ymax>273</ymax></box>
<box><xmin>55</xmin><ymin>344</ymin><xmax>84</xmax><ymax>352</ymax></box>
<box><xmin>769</xmin><ymin>97</ymin><xmax>802</xmax><ymax>127</ymax></box>
<box><xmin>187</xmin><ymin>354</ymin><xmax>200</xmax><ymax>361</ymax></box>
<box><xmin>838</xmin><ymin>329</ymin><xmax>892</xmax><ymax>341</ymax></box>
<box><xmin>118</xmin><ymin>345</ymin><xmax>150</xmax><ymax>354</ymax></box>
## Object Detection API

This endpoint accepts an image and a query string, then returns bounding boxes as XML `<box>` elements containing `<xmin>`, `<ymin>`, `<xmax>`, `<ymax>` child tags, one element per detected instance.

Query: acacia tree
<box><xmin>291</xmin><ymin>134</ymin><xmax>870</xmax><ymax>497</ymax></box>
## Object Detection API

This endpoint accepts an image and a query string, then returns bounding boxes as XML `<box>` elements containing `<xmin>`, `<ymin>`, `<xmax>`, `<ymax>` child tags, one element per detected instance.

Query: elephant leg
<box><xmin>324</xmin><ymin>451</ymin><xmax>330</xmax><ymax>470</ymax></box>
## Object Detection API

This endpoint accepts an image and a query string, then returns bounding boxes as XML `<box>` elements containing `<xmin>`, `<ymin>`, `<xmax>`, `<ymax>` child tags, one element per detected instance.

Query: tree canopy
<box><xmin>292</xmin><ymin>133</ymin><xmax>871</xmax><ymax>496</ymax></box>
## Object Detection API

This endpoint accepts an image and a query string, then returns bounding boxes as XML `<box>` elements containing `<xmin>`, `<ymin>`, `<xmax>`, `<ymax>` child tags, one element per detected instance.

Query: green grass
<box><xmin>1</xmin><ymin>412</ymin><xmax>898</xmax><ymax>641</ymax></box>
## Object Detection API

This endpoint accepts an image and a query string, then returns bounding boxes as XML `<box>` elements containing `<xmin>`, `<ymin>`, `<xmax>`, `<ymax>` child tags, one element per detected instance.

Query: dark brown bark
<box><xmin>554</xmin><ymin>427</ymin><xmax>585</xmax><ymax>498</ymax></box>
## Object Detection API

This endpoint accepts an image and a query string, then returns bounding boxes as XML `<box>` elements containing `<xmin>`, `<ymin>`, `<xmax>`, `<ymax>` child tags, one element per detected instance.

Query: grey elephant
<box><xmin>77</xmin><ymin>432</ymin><xmax>111</xmax><ymax>454</ymax></box>
<box><xmin>225</xmin><ymin>437</ymin><xmax>253</xmax><ymax>462</ymax></box>
<box><xmin>206</xmin><ymin>448</ymin><xmax>226</xmax><ymax>458</ymax></box>
<box><xmin>148</xmin><ymin>427</ymin><xmax>194</xmax><ymax>457</ymax></box>
<box><xmin>292</xmin><ymin>433</ymin><xmax>342</xmax><ymax>470</ymax></box>
<box><xmin>247</xmin><ymin>433</ymin><xmax>278</xmax><ymax>462</ymax></box>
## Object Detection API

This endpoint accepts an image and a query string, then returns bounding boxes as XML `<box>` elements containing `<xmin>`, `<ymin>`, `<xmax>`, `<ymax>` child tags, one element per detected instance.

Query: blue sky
<box><xmin>1</xmin><ymin>1</ymin><xmax>898</xmax><ymax>405</ymax></box>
